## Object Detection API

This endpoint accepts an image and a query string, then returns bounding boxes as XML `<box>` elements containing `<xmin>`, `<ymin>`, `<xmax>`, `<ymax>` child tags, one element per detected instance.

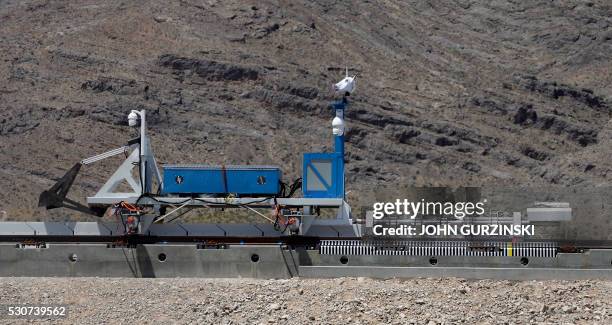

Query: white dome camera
<box><xmin>128</xmin><ymin>111</ymin><xmax>139</xmax><ymax>127</ymax></box>
<box><xmin>332</xmin><ymin>116</ymin><xmax>345</xmax><ymax>136</ymax></box>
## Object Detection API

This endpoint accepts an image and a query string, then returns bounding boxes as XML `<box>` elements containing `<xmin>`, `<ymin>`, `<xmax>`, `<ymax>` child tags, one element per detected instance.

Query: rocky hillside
<box><xmin>1</xmin><ymin>0</ymin><xmax>611</xmax><ymax>219</ymax></box>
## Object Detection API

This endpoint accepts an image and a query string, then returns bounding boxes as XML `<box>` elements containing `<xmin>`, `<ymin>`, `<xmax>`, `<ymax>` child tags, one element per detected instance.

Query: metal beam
<box><xmin>87</xmin><ymin>196</ymin><xmax>345</xmax><ymax>207</ymax></box>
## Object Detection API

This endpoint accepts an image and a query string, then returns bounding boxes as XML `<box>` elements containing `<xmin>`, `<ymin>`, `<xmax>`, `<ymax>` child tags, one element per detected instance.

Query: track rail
<box><xmin>2</xmin><ymin>235</ymin><xmax>611</xmax><ymax>251</ymax></box>
<box><xmin>1</xmin><ymin>237</ymin><xmax>611</xmax><ymax>279</ymax></box>
<box><xmin>0</xmin><ymin>235</ymin><xmax>326</xmax><ymax>247</ymax></box>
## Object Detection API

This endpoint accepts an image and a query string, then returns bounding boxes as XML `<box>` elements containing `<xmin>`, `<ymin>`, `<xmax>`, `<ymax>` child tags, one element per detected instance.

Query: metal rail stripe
<box><xmin>319</xmin><ymin>240</ymin><xmax>559</xmax><ymax>257</ymax></box>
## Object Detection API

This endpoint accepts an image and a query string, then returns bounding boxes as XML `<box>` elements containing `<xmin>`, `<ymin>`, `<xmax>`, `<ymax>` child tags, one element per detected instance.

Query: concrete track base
<box><xmin>0</xmin><ymin>244</ymin><xmax>611</xmax><ymax>280</ymax></box>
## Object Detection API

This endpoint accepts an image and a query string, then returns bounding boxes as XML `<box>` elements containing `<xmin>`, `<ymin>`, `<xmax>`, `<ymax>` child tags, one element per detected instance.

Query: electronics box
<box><xmin>162</xmin><ymin>165</ymin><xmax>281</xmax><ymax>196</ymax></box>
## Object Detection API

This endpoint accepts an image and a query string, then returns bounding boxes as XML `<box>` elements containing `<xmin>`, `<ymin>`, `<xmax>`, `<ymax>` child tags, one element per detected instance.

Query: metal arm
<box><xmin>81</xmin><ymin>146</ymin><xmax>130</xmax><ymax>165</ymax></box>
<box><xmin>38</xmin><ymin>139</ymin><xmax>140</xmax><ymax>216</ymax></box>
<box><xmin>38</xmin><ymin>163</ymin><xmax>105</xmax><ymax>216</ymax></box>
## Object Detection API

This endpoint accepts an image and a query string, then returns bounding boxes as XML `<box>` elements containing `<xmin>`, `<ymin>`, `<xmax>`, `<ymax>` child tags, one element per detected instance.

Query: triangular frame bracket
<box><xmin>92</xmin><ymin>149</ymin><xmax>142</xmax><ymax>199</ymax></box>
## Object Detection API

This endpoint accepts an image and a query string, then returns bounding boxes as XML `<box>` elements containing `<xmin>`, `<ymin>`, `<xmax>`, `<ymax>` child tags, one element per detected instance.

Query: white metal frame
<box><xmin>83</xmin><ymin>109</ymin><xmax>354</xmax><ymax>235</ymax></box>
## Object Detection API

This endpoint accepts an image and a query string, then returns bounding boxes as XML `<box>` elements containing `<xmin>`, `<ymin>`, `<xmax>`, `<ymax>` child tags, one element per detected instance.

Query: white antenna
<box><xmin>333</xmin><ymin>68</ymin><xmax>356</xmax><ymax>95</ymax></box>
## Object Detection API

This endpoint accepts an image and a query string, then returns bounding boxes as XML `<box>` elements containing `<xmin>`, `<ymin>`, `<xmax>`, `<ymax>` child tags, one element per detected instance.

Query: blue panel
<box><xmin>162</xmin><ymin>166</ymin><xmax>224</xmax><ymax>194</ymax></box>
<box><xmin>302</xmin><ymin>153</ymin><xmax>343</xmax><ymax>198</ymax></box>
<box><xmin>162</xmin><ymin>165</ymin><xmax>280</xmax><ymax>196</ymax></box>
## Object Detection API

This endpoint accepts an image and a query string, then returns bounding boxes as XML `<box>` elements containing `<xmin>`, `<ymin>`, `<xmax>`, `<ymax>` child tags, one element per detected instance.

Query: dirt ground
<box><xmin>0</xmin><ymin>277</ymin><xmax>610</xmax><ymax>324</ymax></box>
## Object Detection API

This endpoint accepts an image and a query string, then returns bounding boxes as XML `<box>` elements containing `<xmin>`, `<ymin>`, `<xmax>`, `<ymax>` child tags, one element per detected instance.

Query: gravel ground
<box><xmin>0</xmin><ymin>277</ymin><xmax>610</xmax><ymax>324</ymax></box>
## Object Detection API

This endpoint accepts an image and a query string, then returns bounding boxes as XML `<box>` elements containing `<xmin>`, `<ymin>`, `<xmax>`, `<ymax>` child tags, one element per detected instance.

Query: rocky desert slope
<box><xmin>1</xmin><ymin>0</ymin><xmax>611</xmax><ymax>220</ymax></box>
<box><xmin>0</xmin><ymin>277</ymin><xmax>610</xmax><ymax>324</ymax></box>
